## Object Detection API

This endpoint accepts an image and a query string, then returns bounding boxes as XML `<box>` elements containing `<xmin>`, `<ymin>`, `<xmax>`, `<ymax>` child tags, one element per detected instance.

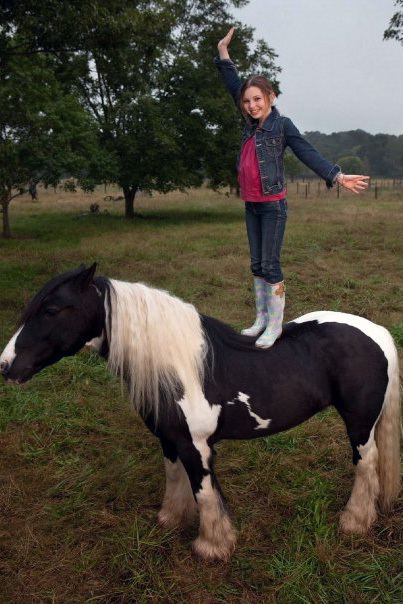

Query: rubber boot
<box><xmin>255</xmin><ymin>282</ymin><xmax>285</xmax><ymax>348</ymax></box>
<box><xmin>241</xmin><ymin>277</ymin><xmax>268</xmax><ymax>336</ymax></box>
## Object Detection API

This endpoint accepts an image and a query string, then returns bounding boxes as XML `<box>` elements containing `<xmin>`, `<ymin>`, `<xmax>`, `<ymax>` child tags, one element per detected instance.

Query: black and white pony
<box><xmin>0</xmin><ymin>265</ymin><xmax>400</xmax><ymax>561</ymax></box>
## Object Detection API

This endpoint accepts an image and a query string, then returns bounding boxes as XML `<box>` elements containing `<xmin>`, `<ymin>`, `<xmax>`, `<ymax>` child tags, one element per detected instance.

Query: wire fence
<box><xmin>286</xmin><ymin>178</ymin><xmax>403</xmax><ymax>199</ymax></box>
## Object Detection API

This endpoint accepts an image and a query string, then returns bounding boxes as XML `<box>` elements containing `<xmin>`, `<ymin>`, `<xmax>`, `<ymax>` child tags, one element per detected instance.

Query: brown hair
<box><xmin>239</xmin><ymin>76</ymin><xmax>276</xmax><ymax>118</ymax></box>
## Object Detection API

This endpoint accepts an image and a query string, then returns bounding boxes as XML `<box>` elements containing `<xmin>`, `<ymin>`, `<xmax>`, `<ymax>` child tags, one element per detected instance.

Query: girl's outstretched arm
<box><xmin>284</xmin><ymin>118</ymin><xmax>370</xmax><ymax>192</ymax></box>
<box><xmin>335</xmin><ymin>173</ymin><xmax>370</xmax><ymax>194</ymax></box>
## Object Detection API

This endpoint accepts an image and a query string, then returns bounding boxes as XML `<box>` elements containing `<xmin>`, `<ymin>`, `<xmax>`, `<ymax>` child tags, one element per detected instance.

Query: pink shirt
<box><xmin>238</xmin><ymin>136</ymin><xmax>286</xmax><ymax>202</ymax></box>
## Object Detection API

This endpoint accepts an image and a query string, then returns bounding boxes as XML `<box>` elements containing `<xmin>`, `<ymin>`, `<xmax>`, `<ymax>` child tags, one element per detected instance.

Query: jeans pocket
<box><xmin>259</xmin><ymin>201</ymin><xmax>279</xmax><ymax>215</ymax></box>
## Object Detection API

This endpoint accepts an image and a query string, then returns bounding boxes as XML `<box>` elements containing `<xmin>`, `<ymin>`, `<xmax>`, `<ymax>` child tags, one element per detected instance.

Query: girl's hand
<box><xmin>337</xmin><ymin>174</ymin><xmax>370</xmax><ymax>194</ymax></box>
<box><xmin>217</xmin><ymin>27</ymin><xmax>235</xmax><ymax>59</ymax></box>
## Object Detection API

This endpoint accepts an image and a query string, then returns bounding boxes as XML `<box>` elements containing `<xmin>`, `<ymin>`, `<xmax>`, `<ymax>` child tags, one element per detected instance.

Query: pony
<box><xmin>0</xmin><ymin>264</ymin><xmax>400</xmax><ymax>561</ymax></box>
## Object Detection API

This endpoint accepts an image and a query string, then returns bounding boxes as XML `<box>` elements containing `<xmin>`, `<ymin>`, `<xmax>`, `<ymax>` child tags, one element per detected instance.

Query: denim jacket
<box><xmin>214</xmin><ymin>57</ymin><xmax>340</xmax><ymax>195</ymax></box>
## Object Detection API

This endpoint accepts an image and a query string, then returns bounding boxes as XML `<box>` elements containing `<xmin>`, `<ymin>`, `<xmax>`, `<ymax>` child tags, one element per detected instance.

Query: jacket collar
<box><xmin>260</xmin><ymin>106</ymin><xmax>280</xmax><ymax>132</ymax></box>
<box><xmin>245</xmin><ymin>106</ymin><xmax>280</xmax><ymax>133</ymax></box>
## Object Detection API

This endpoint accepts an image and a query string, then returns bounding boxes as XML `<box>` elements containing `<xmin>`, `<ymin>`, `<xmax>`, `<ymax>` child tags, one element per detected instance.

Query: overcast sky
<box><xmin>231</xmin><ymin>0</ymin><xmax>402</xmax><ymax>135</ymax></box>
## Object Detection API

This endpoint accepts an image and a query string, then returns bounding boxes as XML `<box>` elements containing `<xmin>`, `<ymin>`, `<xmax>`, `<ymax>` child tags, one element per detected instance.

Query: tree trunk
<box><xmin>229</xmin><ymin>184</ymin><xmax>240</xmax><ymax>198</ymax></box>
<box><xmin>1</xmin><ymin>200</ymin><xmax>12</xmax><ymax>238</ymax></box>
<box><xmin>123</xmin><ymin>186</ymin><xmax>137</xmax><ymax>219</ymax></box>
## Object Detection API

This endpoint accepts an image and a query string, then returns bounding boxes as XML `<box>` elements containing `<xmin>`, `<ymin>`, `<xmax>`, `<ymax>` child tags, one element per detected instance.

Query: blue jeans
<box><xmin>245</xmin><ymin>200</ymin><xmax>287</xmax><ymax>284</ymax></box>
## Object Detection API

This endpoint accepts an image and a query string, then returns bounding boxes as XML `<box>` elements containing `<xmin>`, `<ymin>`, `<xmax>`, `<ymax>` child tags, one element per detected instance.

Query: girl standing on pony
<box><xmin>215</xmin><ymin>27</ymin><xmax>369</xmax><ymax>348</ymax></box>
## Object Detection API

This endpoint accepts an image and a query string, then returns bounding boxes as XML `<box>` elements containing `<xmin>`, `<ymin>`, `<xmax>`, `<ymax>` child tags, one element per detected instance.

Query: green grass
<box><xmin>0</xmin><ymin>185</ymin><xmax>402</xmax><ymax>602</ymax></box>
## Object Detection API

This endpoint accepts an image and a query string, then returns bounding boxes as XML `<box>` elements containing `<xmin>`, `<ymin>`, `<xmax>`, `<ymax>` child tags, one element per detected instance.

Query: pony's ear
<box><xmin>74</xmin><ymin>263</ymin><xmax>97</xmax><ymax>291</ymax></box>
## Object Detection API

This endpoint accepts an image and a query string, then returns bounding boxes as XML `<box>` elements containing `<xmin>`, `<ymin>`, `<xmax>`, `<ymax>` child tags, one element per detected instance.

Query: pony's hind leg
<box><xmin>158</xmin><ymin>438</ymin><xmax>198</xmax><ymax>529</ymax></box>
<box><xmin>340</xmin><ymin>427</ymin><xmax>379</xmax><ymax>534</ymax></box>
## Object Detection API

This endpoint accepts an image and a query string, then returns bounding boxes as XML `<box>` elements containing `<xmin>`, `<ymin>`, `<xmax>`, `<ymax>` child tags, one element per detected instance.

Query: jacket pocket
<box><xmin>264</xmin><ymin>135</ymin><xmax>283</xmax><ymax>157</ymax></box>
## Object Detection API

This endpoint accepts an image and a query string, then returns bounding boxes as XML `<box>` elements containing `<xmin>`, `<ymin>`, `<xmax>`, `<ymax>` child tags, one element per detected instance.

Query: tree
<box><xmin>0</xmin><ymin>41</ymin><xmax>112</xmax><ymax>238</ymax></box>
<box><xmin>284</xmin><ymin>152</ymin><xmax>302</xmax><ymax>182</ymax></box>
<box><xmin>180</xmin><ymin>25</ymin><xmax>280</xmax><ymax>191</ymax></box>
<box><xmin>384</xmin><ymin>0</ymin><xmax>403</xmax><ymax>44</ymax></box>
<box><xmin>2</xmin><ymin>1</ymin><xmax>280</xmax><ymax>218</ymax></box>
<box><xmin>337</xmin><ymin>156</ymin><xmax>366</xmax><ymax>175</ymax></box>
<box><xmin>302</xmin><ymin>130</ymin><xmax>403</xmax><ymax>178</ymax></box>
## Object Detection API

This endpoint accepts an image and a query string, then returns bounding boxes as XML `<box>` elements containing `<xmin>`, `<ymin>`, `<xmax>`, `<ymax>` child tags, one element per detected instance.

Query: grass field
<box><xmin>0</xmin><ymin>184</ymin><xmax>402</xmax><ymax>603</ymax></box>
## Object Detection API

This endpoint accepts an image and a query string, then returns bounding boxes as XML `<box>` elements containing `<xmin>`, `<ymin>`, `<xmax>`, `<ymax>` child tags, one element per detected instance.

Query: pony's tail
<box><xmin>375</xmin><ymin>338</ymin><xmax>401</xmax><ymax>513</ymax></box>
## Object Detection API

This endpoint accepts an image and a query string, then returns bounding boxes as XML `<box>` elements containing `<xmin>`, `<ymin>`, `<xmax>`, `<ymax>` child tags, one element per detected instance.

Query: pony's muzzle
<box><xmin>0</xmin><ymin>360</ymin><xmax>10</xmax><ymax>378</ymax></box>
<box><xmin>0</xmin><ymin>360</ymin><xmax>28</xmax><ymax>384</ymax></box>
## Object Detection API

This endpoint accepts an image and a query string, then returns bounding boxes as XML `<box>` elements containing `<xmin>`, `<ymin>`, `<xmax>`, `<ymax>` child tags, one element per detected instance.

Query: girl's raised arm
<box><xmin>215</xmin><ymin>27</ymin><xmax>242</xmax><ymax>104</ymax></box>
<box><xmin>217</xmin><ymin>27</ymin><xmax>235</xmax><ymax>60</ymax></box>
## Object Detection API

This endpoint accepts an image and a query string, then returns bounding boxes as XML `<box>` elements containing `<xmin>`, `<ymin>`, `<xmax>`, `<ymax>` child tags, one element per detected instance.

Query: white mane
<box><xmin>106</xmin><ymin>280</ymin><xmax>207</xmax><ymax>418</ymax></box>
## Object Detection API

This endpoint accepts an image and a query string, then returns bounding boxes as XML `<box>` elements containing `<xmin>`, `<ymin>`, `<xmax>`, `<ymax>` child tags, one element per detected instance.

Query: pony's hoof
<box><xmin>192</xmin><ymin>536</ymin><xmax>236</xmax><ymax>562</ymax></box>
<box><xmin>339</xmin><ymin>508</ymin><xmax>374</xmax><ymax>534</ymax></box>
<box><xmin>158</xmin><ymin>506</ymin><xmax>197</xmax><ymax>529</ymax></box>
<box><xmin>157</xmin><ymin>510</ymin><xmax>181</xmax><ymax>529</ymax></box>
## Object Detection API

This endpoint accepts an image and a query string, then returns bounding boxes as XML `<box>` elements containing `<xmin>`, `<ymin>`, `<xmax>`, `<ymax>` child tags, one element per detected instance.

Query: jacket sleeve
<box><xmin>283</xmin><ymin>117</ymin><xmax>340</xmax><ymax>188</ymax></box>
<box><xmin>213</xmin><ymin>57</ymin><xmax>243</xmax><ymax>107</ymax></box>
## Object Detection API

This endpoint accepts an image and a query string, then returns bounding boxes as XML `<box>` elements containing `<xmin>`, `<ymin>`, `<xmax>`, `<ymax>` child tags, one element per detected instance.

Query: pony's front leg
<box><xmin>178</xmin><ymin>439</ymin><xmax>236</xmax><ymax>561</ymax></box>
<box><xmin>157</xmin><ymin>437</ymin><xmax>198</xmax><ymax>529</ymax></box>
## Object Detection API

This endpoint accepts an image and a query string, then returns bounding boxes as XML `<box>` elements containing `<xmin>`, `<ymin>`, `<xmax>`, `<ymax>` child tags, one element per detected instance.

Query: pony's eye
<box><xmin>44</xmin><ymin>307</ymin><xmax>60</xmax><ymax>316</ymax></box>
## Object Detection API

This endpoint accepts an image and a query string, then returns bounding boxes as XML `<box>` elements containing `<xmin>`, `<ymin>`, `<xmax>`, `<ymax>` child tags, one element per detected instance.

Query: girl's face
<box><xmin>242</xmin><ymin>86</ymin><xmax>271</xmax><ymax>123</ymax></box>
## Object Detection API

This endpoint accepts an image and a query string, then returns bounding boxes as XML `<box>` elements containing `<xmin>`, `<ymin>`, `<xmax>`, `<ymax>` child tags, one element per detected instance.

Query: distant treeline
<box><xmin>292</xmin><ymin>129</ymin><xmax>403</xmax><ymax>178</ymax></box>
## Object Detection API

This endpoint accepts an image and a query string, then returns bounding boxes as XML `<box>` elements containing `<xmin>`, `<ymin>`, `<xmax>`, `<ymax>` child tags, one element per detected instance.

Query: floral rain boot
<box><xmin>255</xmin><ymin>282</ymin><xmax>285</xmax><ymax>348</ymax></box>
<box><xmin>241</xmin><ymin>277</ymin><xmax>268</xmax><ymax>337</ymax></box>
